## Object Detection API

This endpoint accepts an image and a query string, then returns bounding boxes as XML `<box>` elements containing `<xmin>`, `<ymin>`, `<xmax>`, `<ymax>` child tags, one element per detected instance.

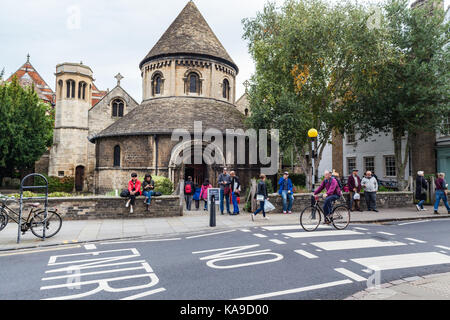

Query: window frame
<box><xmin>111</xmin><ymin>98</ymin><xmax>125</xmax><ymax>117</ymax></box>
<box><xmin>113</xmin><ymin>145</ymin><xmax>121</xmax><ymax>167</ymax></box>
<box><xmin>364</xmin><ymin>156</ymin><xmax>375</xmax><ymax>174</ymax></box>
<box><xmin>222</xmin><ymin>78</ymin><xmax>230</xmax><ymax>100</ymax></box>
<box><xmin>384</xmin><ymin>155</ymin><xmax>396</xmax><ymax>178</ymax></box>
<box><xmin>346</xmin><ymin>157</ymin><xmax>357</xmax><ymax>176</ymax></box>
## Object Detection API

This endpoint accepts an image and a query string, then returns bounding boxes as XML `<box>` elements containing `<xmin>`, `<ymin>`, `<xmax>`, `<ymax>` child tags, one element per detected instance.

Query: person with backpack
<box><xmin>200</xmin><ymin>179</ymin><xmax>212</xmax><ymax>211</ymax></box>
<box><xmin>184</xmin><ymin>176</ymin><xmax>195</xmax><ymax>211</ymax></box>
<box><xmin>434</xmin><ymin>172</ymin><xmax>450</xmax><ymax>215</ymax></box>
<box><xmin>125</xmin><ymin>173</ymin><xmax>141</xmax><ymax>214</ymax></box>
<box><xmin>142</xmin><ymin>174</ymin><xmax>155</xmax><ymax>211</ymax></box>
<box><xmin>193</xmin><ymin>185</ymin><xmax>201</xmax><ymax>210</ymax></box>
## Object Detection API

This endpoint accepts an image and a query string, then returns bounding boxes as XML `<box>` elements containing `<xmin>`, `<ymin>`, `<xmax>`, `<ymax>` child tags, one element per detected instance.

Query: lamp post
<box><xmin>308</xmin><ymin>128</ymin><xmax>318</xmax><ymax>191</ymax></box>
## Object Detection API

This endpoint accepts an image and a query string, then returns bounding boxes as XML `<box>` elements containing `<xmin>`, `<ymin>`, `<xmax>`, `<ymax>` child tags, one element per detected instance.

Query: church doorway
<box><xmin>184</xmin><ymin>164</ymin><xmax>206</xmax><ymax>185</ymax></box>
<box><xmin>75</xmin><ymin>165</ymin><xmax>85</xmax><ymax>191</ymax></box>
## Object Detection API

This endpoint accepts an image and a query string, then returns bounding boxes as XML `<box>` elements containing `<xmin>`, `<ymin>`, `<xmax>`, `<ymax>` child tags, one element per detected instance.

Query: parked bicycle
<box><xmin>0</xmin><ymin>195</ymin><xmax>62</xmax><ymax>238</ymax></box>
<box><xmin>300</xmin><ymin>195</ymin><xmax>350</xmax><ymax>231</ymax></box>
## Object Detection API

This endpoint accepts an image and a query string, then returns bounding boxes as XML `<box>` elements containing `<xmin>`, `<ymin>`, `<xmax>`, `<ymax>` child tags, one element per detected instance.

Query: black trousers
<box><xmin>129</xmin><ymin>191</ymin><xmax>141</xmax><ymax>206</ymax></box>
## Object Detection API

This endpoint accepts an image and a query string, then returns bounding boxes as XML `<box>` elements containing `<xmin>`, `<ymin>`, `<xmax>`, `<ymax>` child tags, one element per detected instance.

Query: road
<box><xmin>0</xmin><ymin>219</ymin><xmax>449</xmax><ymax>300</ymax></box>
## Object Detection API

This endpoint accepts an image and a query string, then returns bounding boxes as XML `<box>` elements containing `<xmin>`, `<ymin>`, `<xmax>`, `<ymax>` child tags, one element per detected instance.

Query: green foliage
<box><xmin>0</xmin><ymin>77</ymin><xmax>54</xmax><ymax>178</ymax></box>
<box><xmin>153</xmin><ymin>176</ymin><xmax>173</xmax><ymax>195</ymax></box>
<box><xmin>12</xmin><ymin>191</ymin><xmax>37</xmax><ymax>198</ymax></box>
<box><xmin>48</xmin><ymin>192</ymin><xmax>72</xmax><ymax>198</ymax></box>
<box><xmin>34</xmin><ymin>174</ymin><xmax>74</xmax><ymax>193</ymax></box>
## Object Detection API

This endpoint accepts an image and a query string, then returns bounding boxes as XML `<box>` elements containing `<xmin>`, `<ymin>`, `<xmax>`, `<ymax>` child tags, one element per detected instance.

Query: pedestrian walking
<box><xmin>278</xmin><ymin>171</ymin><xmax>294</xmax><ymax>214</ymax></box>
<box><xmin>193</xmin><ymin>185</ymin><xmax>201</xmax><ymax>210</ymax></box>
<box><xmin>415</xmin><ymin>171</ymin><xmax>428</xmax><ymax>212</ymax></box>
<box><xmin>142</xmin><ymin>174</ymin><xmax>155</xmax><ymax>211</ymax></box>
<box><xmin>125</xmin><ymin>173</ymin><xmax>141</xmax><ymax>214</ymax></box>
<box><xmin>230</xmin><ymin>171</ymin><xmax>241</xmax><ymax>215</ymax></box>
<box><xmin>347</xmin><ymin>169</ymin><xmax>362</xmax><ymax>212</ymax></box>
<box><xmin>434</xmin><ymin>172</ymin><xmax>450</xmax><ymax>215</ymax></box>
<box><xmin>200</xmin><ymin>179</ymin><xmax>212</xmax><ymax>211</ymax></box>
<box><xmin>252</xmin><ymin>174</ymin><xmax>269</xmax><ymax>221</ymax></box>
<box><xmin>361</xmin><ymin>171</ymin><xmax>379</xmax><ymax>212</ymax></box>
<box><xmin>218</xmin><ymin>167</ymin><xmax>231</xmax><ymax>214</ymax></box>
<box><xmin>184</xmin><ymin>176</ymin><xmax>195</xmax><ymax>211</ymax></box>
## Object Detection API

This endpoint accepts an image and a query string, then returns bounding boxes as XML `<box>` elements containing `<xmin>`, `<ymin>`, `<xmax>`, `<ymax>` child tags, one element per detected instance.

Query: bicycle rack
<box><xmin>18</xmin><ymin>173</ymin><xmax>49</xmax><ymax>244</ymax></box>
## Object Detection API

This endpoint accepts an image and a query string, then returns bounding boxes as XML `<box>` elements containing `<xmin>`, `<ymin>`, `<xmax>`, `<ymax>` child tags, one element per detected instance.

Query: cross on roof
<box><xmin>26</xmin><ymin>53</ymin><xmax>30</xmax><ymax>63</ymax></box>
<box><xmin>243</xmin><ymin>80</ymin><xmax>250</xmax><ymax>92</ymax></box>
<box><xmin>115</xmin><ymin>73</ymin><xmax>124</xmax><ymax>86</ymax></box>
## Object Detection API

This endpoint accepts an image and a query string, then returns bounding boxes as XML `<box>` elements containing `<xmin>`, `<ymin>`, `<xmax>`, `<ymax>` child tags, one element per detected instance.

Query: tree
<box><xmin>0</xmin><ymin>76</ymin><xmax>54</xmax><ymax>182</ymax></box>
<box><xmin>352</xmin><ymin>0</ymin><xmax>449</xmax><ymax>190</ymax></box>
<box><xmin>242</xmin><ymin>0</ymin><xmax>389</xmax><ymax>189</ymax></box>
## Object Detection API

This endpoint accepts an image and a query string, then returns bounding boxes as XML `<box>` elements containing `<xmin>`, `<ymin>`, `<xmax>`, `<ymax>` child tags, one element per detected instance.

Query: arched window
<box><xmin>58</xmin><ymin>80</ymin><xmax>63</xmax><ymax>98</ymax></box>
<box><xmin>245</xmin><ymin>108</ymin><xmax>249</xmax><ymax>117</ymax></box>
<box><xmin>78</xmin><ymin>81</ymin><xmax>87</xmax><ymax>100</ymax></box>
<box><xmin>222</xmin><ymin>79</ymin><xmax>230</xmax><ymax>100</ymax></box>
<box><xmin>113</xmin><ymin>145</ymin><xmax>121</xmax><ymax>167</ymax></box>
<box><xmin>66</xmin><ymin>79</ymin><xmax>75</xmax><ymax>98</ymax></box>
<box><xmin>151</xmin><ymin>73</ymin><xmax>163</xmax><ymax>96</ymax></box>
<box><xmin>188</xmin><ymin>73</ymin><xmax>200</xmax><ymax>94</ymax></box>
<box><xmin>112</xmin><ymin>99</ymin><xmax>124</xmax><ymax>117</ymax></box>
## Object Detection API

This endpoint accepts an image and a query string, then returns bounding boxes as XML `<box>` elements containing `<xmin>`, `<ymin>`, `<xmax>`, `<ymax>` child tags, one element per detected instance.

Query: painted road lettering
<box><xmin>192</xmin><ymin>244</ymin><xmax>283</xmax><ymax>269</ymax></box>
<box><xmin>41</xmin><ymin>248</ymin><xmax>165</xmax><ymax>300</ymax></box>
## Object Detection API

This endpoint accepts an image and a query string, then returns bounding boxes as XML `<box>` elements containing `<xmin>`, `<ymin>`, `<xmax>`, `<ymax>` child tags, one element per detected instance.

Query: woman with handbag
<box><xmin>230</xmin><ymin>171</ymin><xmax>241</xmax><ymax>215</ymax></box>
<box><xmin>252</xmin><ymin>174</ymin><xmax>269</xmax><ymax>221</ymax></box>
<box><xmin>415</xmin><ymin>171</ymin><xmax>428</xmax><ymax>211</ymax></box>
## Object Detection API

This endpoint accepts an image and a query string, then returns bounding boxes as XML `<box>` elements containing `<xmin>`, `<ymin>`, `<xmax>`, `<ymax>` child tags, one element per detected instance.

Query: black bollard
<box><xmin>209</xmin><ymin>194</ymin><xmax>216</xmax><ymax>227</ymax></box>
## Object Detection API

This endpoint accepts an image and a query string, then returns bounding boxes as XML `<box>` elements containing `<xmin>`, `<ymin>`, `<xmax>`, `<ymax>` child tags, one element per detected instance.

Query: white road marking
<box><xmin>377</xmin><ymin>231</ymin><xmax>396</xmax><ymax>236</ymax></box>
<box><xmin>398</xmin><ymin>220</ymin><xmax>430</xmax><ymax>226</ymax></box>
<box><xmin>284</xmin><ymin>237</ymin><xmax>290</xmax><ymax>239</ymax></box>
<box><xmin>353</xmin><ymin>227</ymin><xmax>368</xmax><ymax>231</ymax></box>
<box><xmin>84</xmin><ymin>244</ymin><xmax>97</xmax><ymax>250</ymax></box>
<box><xmin>186</xmin><ymin>230</ymin><xmax>236</xmax><ymax>239</ymax></box>
<box><xmin>100</xmin><ymin>238</ymin><xmax>181</xmax><ymax>245</ymax></box>
<box><xmin>253</xmin><ymin>233</ymin><xmax>268</xmax><ymax>238</ymax></box>
<box><xmin>121</xmin><ymin>287</ymin><xmax>166</xmax><ymax>300</ymax></box>
<box><xmin>311</xmin><ymin>239</ymin><xmax>406</xmax><ymax>251</ymax></box>
<box><xmin>261</xmin><ymin>225</ymin><xmax>331</xmax><ymax>231</ymax></box>
<box><xmin>0</xmin><ymin>245</ymin><xmax>80</xmax><ymax>257</ymax></box>
<box><xmin>334</xmin><ymin>268</ymin><xmax>366</xmax><ymax>282</ymax></box>
<box><xmin>441</xmin><ymin>251</ymin><xmax>447</xmax><ymax>254</ymax></box>
<box><xmin>362</xmin><ymin>269</ymin><xmax>372</xmax><ymax>274</ymax></box>
<box><xmin>315</xmin><ymin>249</ymin><xmax>322</xmax><ymax>252</ymax></box>
<box><xmin>351</xmin><ymin>252</ymin><xmax>450</xmax><ymax>270</ymax></box>
<box><xmin>240</xmin><ymin>229</ymin><xmax>251</xmax><ymax>232</ymax></box>
<box><xmin>283</xmin><ymin>230</ymin><xmax>363</xmax><ymax>238</ymax></box>
<box><xmin>340</xmin><ymin>260</ymin><xmax>348</xmax><ymax>263</ymax></box>
<box><xmin>294</xmin><ymin>250</ymin><xmax>318</xmax><ymax>259</ymax></box>
<box><xmin>233</xmin><ymin>279</ymin><xmax>353</xmax><ymax>300</ymax></box>
<box><xmin>405</xmin><ymin>238</ymin><xmax>427</xmax><ymax>244</ymax></box>
<box><xmin>435</xmin><ymin>245</ymin><xmax>450</xmax><ymax>251</ymax></box>
<box><xmin>269</xmin><ymin>239</ymin><xmax>286</xmax><ymax>245</ymax></box>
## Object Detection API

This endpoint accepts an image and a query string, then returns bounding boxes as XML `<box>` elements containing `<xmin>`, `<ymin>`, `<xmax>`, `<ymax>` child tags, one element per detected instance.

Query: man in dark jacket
<box><xmin>347</xmin><ymin>169</ymin><xmax>362</xmax><ymax>212</ymax></box>
<box><xmin>218</xmin><ymin>167</ymin><xmax>231</xmax><ymax>215</ymax></box>
<box><xmin>184</xmin><ymin>176</ymin><xmax>195</xmax><ymax>211</ymax></box>
<box><xmin>415</xmin><ymin>171</ymin><xmax>428</xmax><ymax>211</ymax></box>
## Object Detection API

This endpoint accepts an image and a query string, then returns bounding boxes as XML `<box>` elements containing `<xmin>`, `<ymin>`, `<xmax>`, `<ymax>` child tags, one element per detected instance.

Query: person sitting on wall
<box><xmin>125</xmin><ymin>173</ymin><xmax>141</xmax><ymax>214</ymax></box>
<box><xmin>142</xmin><ymin>174</ymin><xmax>155</xmax><ymax>212</ymax></box>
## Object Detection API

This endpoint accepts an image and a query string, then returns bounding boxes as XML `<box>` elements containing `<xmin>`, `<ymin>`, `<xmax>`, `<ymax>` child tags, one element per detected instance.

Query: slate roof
<box><xmin>139</xmin><ymin>1</ymin><xmax>238</xmax><ymax>72</ymax></box>
<box><xmin>91</xmin><ymin>96</ymin><xmax>246</xmax><ymax>141</ymax></box>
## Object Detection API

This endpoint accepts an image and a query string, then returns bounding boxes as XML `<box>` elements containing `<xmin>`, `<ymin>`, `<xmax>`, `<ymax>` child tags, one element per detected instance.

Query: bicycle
<box><xmin>0</xmin><ymin>195</ymin><xmax>62</xmax><ymax>239</ymax></box>
<box><xmin>300</xmin><ymin>195</ymin><xmax>350</xmax><ymax>231</ymax></box>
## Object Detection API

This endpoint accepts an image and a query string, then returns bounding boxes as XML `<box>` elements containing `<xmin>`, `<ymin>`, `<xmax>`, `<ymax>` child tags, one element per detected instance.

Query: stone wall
<box><xmin>265</xmin><ymin>192</ymin><xmax>413</xmax><ymax>213</ymax></box>
<box><xmin>23</xmin><ymin>195</ymin><xmax>182</xmax><ymax>220</ymax></box>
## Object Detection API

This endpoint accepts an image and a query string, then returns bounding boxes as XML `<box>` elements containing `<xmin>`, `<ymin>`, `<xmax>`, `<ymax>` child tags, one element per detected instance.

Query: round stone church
<box><xmin>90</xmin><ymin>1</ymin><xmax>259</xmax><ymax>193</ymax></box>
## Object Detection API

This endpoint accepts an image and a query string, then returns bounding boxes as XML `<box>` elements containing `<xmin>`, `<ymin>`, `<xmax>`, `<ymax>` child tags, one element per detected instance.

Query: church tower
<box><xmin>48</xmin><ymin>62</ymin><xmax>93</xmax><ymax>191</ymax></box>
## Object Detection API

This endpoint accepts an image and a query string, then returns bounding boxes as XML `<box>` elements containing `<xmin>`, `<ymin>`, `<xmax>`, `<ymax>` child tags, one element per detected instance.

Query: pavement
<box><xmin>346</xmin><ymin>272</ymin><xmax>450</xmax><ymax>300</ymax></box>
<box><xmin>0</xmin><ymin>204</ymin><xmax>449</xmax><ymax>251</ymax></box>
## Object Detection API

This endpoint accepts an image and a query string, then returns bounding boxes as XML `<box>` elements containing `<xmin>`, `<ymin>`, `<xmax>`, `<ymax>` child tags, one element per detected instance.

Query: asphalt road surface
<box><xmin>0</xmin><ymin>219</ymin><xmax>449</xmax><ymax>300</ymax></box>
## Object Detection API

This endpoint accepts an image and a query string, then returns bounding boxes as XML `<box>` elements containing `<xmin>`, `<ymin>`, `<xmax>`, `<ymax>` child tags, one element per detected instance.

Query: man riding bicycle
<box><xmin>314</xmin><ymin>170</ymin><xmax>342</xmax><ymax>224</ymax></box>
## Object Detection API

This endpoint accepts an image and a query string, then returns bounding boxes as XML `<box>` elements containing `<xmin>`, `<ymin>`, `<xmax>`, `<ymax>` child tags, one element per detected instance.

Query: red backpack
<box><xmin>185</xmin><ymin>183</ymin><xmax>192</xmax><ymax>194</ymax></box>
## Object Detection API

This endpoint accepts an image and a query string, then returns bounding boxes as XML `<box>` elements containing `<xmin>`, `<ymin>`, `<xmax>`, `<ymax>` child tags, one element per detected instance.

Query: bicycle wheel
<box><xmin>331</xmin><ymin>205</ymin><xmax>350</xmax><ymax>230</ymax></box>
<box><xmin>30</xmin><ymin>210</ymin><xmax>62</xmax><ymax>239</ymax></box>
<box><xmin>0</xmin><ymin>209</ymin><xmax>8</xmax><ymax>231</ymax></box>
<box><xmin>300</xmin><ymin>206</ymin><xmax>321</xmax><ymax>231</ymax></box>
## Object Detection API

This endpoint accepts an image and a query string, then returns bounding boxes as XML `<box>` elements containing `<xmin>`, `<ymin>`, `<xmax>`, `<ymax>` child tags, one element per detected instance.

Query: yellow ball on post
<box><xmin>308</xmin><ymin>128</ymin><xmax>318</xmax><ymax>138</ymax></box>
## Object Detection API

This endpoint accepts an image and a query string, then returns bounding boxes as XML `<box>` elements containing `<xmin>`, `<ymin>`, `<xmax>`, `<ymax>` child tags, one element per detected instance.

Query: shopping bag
<box><xmin>353</xmin><ymin>192</ymin><xmax>360</xmax><ymax>200</ymax></box>
<box><xmin>264</xmin><ymin>200</ymin><xmax>275</xmax><ymax>212</ymax></box>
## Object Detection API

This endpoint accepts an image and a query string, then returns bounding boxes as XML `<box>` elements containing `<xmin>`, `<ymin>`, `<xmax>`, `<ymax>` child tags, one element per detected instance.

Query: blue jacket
<box><xmin>278</xmin><ymin>177</ymin><xmax>293</xmax><ymax>195</ymax></box>
<box><xmin>193</xmin><ymin>187</ymin><xmax>201</xmax><ymax>201</ymax></box>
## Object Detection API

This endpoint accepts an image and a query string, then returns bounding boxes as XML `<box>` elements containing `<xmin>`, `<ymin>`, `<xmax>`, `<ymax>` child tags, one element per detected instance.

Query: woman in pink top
<box><xmin>200</xmin><ymin>179</ymin><xmax>212</xmax><ymax>211</ymax></box>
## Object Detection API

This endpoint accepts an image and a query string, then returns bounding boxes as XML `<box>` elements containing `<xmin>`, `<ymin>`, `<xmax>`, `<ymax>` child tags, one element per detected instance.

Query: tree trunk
<box><xmin>393</xmin><ymin>128</ymin><xmax>410</xmax><ymax>191</ymax></box>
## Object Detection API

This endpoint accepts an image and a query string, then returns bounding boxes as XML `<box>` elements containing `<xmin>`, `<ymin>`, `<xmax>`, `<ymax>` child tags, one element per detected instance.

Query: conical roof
<box><xmin>139</xmin><ymin>1</ymin><xmax>238</xmax><ymax>72</ymax></box>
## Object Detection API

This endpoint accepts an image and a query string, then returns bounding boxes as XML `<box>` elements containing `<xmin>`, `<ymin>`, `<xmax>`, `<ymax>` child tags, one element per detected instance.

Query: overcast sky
<box><xmin>1</xmin><ymin>0</ymin><xmax>447</xmax><ymax>102</ymax></box>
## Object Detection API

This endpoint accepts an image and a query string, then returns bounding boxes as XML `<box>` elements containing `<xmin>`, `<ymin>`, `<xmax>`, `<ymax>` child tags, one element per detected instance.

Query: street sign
<box><xmin>207</xmin><ymin>188</ymin><xmax>220</xmax><ymax>205</ymax></box>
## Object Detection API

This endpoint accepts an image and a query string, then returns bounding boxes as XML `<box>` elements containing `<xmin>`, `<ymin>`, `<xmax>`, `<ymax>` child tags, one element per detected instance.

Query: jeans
<box><xmin>203</xmin><ymin>199</ymin><xmax>208</xmax><ymax>210</ymax></box>
<box><xmin>323</xmin><ymin>195</ymin><xmax>340</xmax><ymax>217</ymax></box>
<box><xmin>220</xmin><ymin>189</ymin><xmax>230</xmax><ymax>213</ymax></box>
<box><xmin>434</xmin><ymin>190</ymin><xmax>450</xmax><ymax>211</ymax></box>
<box><xmin>418</xmin><ymin>200</ymin><xmax>425</xmax><ymax>209</ymax></box>
<box><xmin>143</xmin><ymin>190</ymin><xmax>155</xmax><ymax>205</ymax></box>
<box><xmin>281</xmin><ymin>190</ymin><xmax>294</xmax><ymax>212</ymax></box>
<box><xmin>185</xmin><ymin>194</ymin><xmax>193</xmax><ymax>211</ymax></box>
<box><xmin>364</xmin><ymin>192</ymin><xmax>377</xmax><ymax>210</ymax></box>
<box><xmin>254</xmin><ymin>200</ymin><xmax>265</xmax><ymax>217</ymax></box>
<box><xmin>232</xmin><ymin>191</ymin><xmax>240</xmax><ymax>214</ymax></box>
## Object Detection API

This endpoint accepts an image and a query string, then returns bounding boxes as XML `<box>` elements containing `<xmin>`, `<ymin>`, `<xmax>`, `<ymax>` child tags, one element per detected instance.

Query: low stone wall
<box><xmin>266</xmin><ymin>192</ymin><xmax>413</xmax><ymax>213</ymax></box>
<box><xmin>22</xmin><ymin>195</ymin><xmax>182</xmax><ymax>220</ymax></box>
